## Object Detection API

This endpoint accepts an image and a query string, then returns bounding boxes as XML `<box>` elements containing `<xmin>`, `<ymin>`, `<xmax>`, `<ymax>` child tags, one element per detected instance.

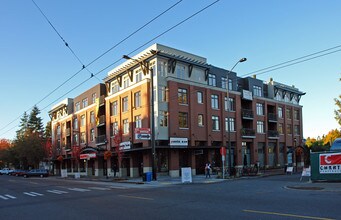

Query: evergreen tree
<box><xmin>28</xmin><ymin>105</ymin><xmax>44</xmax><ymax>134</ymax></box>
<box><xmin>16</xmin><ymin>112</ymin><xmax>29</xmax><ymax>139</ymax></box>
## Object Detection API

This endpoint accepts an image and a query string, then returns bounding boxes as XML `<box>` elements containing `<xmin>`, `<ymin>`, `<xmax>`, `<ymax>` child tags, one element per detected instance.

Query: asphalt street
<box><xmin>0</xmin><ymin>174</ymin><xmax>340</xmax><ymax>220</ymax></box>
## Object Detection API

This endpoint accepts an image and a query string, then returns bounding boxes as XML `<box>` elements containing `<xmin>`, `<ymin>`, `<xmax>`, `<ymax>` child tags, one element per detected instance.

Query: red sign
<box><xmin>319</xmin><ymin>152</ymin><xmax>341</xmax><ymax>174</ymax></box>
<box><xmin>80</xmin><ymin>153</ymin><xmax>96</xmax><ymax>160</ymax></box>
<box><xmin>220</xmin><ymin>147</ymin><xmax>226</xmax><ymax>156</ymax></box>
<box><xmin>135</xmin><ymin>128</ymin><xmax>151</xmax><ymax>140</ymax></box>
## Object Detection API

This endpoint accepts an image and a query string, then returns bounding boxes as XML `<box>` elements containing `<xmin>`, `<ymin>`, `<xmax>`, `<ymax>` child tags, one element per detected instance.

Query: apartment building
<box><xmin>50</xmin><ymin>43</ymin><xmax>305</xmax><ymax>178</ymax></box>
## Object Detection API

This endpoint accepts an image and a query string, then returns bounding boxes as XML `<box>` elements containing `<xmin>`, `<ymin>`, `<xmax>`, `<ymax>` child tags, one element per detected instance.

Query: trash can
<box><xmin>146</xmin><ymin>172</ymin><xmax>152</xmax><ymax>182</ymax></box>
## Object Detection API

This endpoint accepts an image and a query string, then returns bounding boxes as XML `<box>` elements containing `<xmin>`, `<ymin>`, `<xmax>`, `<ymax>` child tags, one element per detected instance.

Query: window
<box><xmin>176</xmin><ymin>65</ymin><xmax>185</xmax><ymax>79</ymax></box>
<box><xmin>211</xmin><ymin>94</ymin><xmax>219</xmax><ymax>109</ymax></box>
<box><xmin>158</xmin><ymin>61</ymin><xmax>167</xmax><ymax>77</ymax></box>
<box><xmin>286</xmin><ymin>108</ymin><xmax>292</xmax><ymax>119</ymax></box>
<box><xmin>160</xmin><ymin>111</ymin><xmax>168</xmax><ymax>127</ymax></box>
<box><xmin>198</xmin><ymin>114</ymin><xmax>204</xmax><ymax>126</ymax></box>
<box><xmin>112</xmin><ymin>122</ymin><xmax>118</xmax><ymax>136</ymax></box>
<box><xmin>253</xmin><ymin>85</ymin><xmax>262</xmax><ymax>97</ymax></box>
<box><xmin>111</xmin><ymin>101</ymin><xmax>118</xmax><ymax>116</ymax></box>
<box><xmin>208</xmin><ymin>74</ymin><xmax>216</xmax><ymax>86</ymax></box>
<box><xmin>75</xmin><ymin>102</ymin><xmax>80</xmax><ymax>111</ymax></box>
<box><xmin>123</xmin><ymin>119</ymin><xmax>129</xmax><ymax>134</ymax></box>
<box><xmin>278</xmin><ymin>123</ymin><xmax>284</xmax><ymax>134</ymax></box>
<box><xmin>160</xmin><ymin>87</ymin><xmax>167</xmax><ymax>102</ymax></box>
<box><xmin>111</xmin><ymin>82</ymin><xmax>120</xmax><ymax>94</ymax></box>
<box><xmin>57</xmin><ymin>125</ymin><xmax>61</xmax><ymax>136</ymax></box>
<box><xmin>256</xmin><ymin>103</ymin><xmax>264</xmax><ymax>116</ymax></box>
<box><xmin>135</xmin><ymin>115</ymin><xmax>142</xmax><ymax>128</ymax></box>
<box><xmin>92</xmin><ymin>93</ymin><xmax>96</xmax><ymax>104</ymax></box>
<box><xmin>82</xmin><ymin>98</ymin><xmax>88</xmax><ymax>108</ymax></box>
<box><xmin>90</xmin><ymin>129</ymin><xmax>95</xmax><ymax>142</ymax></box>
<box><xmin>81</xmin><ymin>115</ymin><xmax>85</xmax><ymax>127</ymax></box>
<box><xmin>134</xmin><ymin>91</ymin><xmax>141</xmax><ymax>108</ymax></box>
<box><xmin>179</xmin><ymin>112</ymin><xmax>188</xmax><ymax>128</ymax></box>
<box><xmin>228</xmin><ymin>79</ymin><xmax>233</xmax><ymax>90</ymax></box>
<box><xmin>178</xmin><ymin>88</ymin><xmax>188</xmax><ymax>104</ymax></box>
<box><xmin>212</xmin><ymin>116</ymin><xmax>220</xmax><ymax>131</ymax></box>
<box><xmin>122</xmin><ymin>97</ymin><xmax>128</xmax><ymax>112</ymax></box>
<box><xmin>90</xmin><ymin>111</ymin><xmax>95</xmax><ymax>124</ymax></box>
<box><xmin>135</xmin><ymin>70</ymin><xmax>142</xmax><ymax>83</ymax></box>
<box><xmin>225</xmin><ymin>117</ymin><xmax>235</xmax><ymax>131</ymax></box>
<box><xmin>221</xmin><ymin>77</ymin><xmax>227</xmax><ymax>89</ymax></box>
<box><xmin>257</xmin><ymin>121</ymin><xmax>265</xmax><ymax>133</ymax></box>
<box><xmin>286</xmin><ymin>124</ymin><xmax>292</xmax><ymax>134</ymax></box>
<box><xmin>275</xmin><ymin>91</ymin><xmax>282</xmax><ymax>101</ymax></box>
<box><xmin>73</xmin><ymin>118</ymin><xmax>78</xmax><ymax>130</ymax></box>
<box><xmin>225</xmin><ymin>97</ymin><xmax>235</xmax><ymax>111</ymax></box>
<box><xmin>197</xmin><ymin>91</ymin><xmax>203</xmax><ymax>104</ymax></box>
<box><xmin>294</xmin><ymin>110</ymin><xmax>300</xmax><ymax>120</ymax></box>
<box><xmin>294</xmin><ymin>125</ymin><xmax>300</xmax><ymax>135</ymax></box>
<box><xmin>81</xmin><ymin>132</ymin><xmax>86</xmax><ymax>144</ymax></box>
<box><xmin>278</xmin><ymin>107</ymin><xmax>283</xmax><ymax>118</ymax></box>
<box><xmin>73</xmin><ymin>134</ymin><xmax>79</xmax><ymax>145</ymax></box>
<box><xmin>123</xmin><ymin>76</ymin><xmax>130</xmax><ymax>89</ymax></box>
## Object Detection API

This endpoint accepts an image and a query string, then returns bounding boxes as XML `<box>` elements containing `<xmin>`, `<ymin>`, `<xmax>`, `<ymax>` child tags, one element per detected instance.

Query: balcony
<box><xmin>267</xmin><ymin>130</ymin><xmax>279</xmax><ymax>139</ymax></box>
<box><xmin>99</xmin><ymin>95</ymin><xmax>105</xmax><ymax>106</ymax></box>
<box><xmin>268</xmin><ymin>113</ymin><xmax>277</xmax><ymax>122</ymax></box>
<box><xmin>96</xmin><ymin>135</ymin><xmax>107</xmax><ymax>146</ymax></box>
<box><xmin>97</xmin><ymin>115</ymin><xmax>106</xmax><ymax>127</ymax></box>
<box><xmin>241</xmin><ymin>128</ymin><xmax>256</xmax><ymax>138</ymax></box>
<box><xmin>66</xmin><ymin>128</ymin><xmax>71</xmax><ymax>136</ymax></box>
<box><xmin>242</xmin><ymin>109</ymin><xmax>254</xmax><ymax>120</ymax></box>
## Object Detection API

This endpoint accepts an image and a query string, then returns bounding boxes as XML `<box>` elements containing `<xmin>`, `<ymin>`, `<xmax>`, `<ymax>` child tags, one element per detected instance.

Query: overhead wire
<box><xmin>0</xmin><ymin>0</ymin><xmax>184</xmax><ymax>134</ymax></box>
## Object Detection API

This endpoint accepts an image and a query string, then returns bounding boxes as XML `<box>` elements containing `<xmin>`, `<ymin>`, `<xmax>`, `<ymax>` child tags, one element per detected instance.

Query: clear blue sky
<box><xmin>0</xmin><ymin>0</ymin><xmax>340</xmax><ymax>140</ymax></box>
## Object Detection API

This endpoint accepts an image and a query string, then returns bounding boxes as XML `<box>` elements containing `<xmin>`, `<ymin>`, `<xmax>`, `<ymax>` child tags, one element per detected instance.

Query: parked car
<box><xmin>330</xmin><ymin>138</ymin><xmax>341</xmax><ymax>151</ymax></box>
<box><xmin>23</xmin><ymin>169</ymin><xmax>49</xmax><ymax>178</ymax></box>
<box><xmin>10</xmin><ymin>169</ymin><xmax>27</xmax><ymax>177</ymax></box>
<box><xmin>0</xmin><ymin>168</ymin><xmax>14</xmax><ymax>175</ymax></box>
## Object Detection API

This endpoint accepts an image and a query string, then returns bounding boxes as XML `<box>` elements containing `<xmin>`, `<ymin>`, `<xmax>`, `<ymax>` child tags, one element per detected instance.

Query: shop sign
<box><xmin>80</xmin><ymin>153</ymin><xmax>96</xmax><ymax>160</ymax></box>
<box><xmin>170</xmin><ymin>137</ymin><xmax>188</xmax><ymax>147</ymax></box>
<box><xmin>135</xmin><ymin>128</ymin><xmax>151</xmax><ymax>140</ymax></box>
<box><xmin>119</xmin><ymin>141</ymin><xmax>131</xmax><ymax>151</ymax></box>
<box><xmin>319</xmin><ymin>152</ymin><xmax>341</xmax><ymax>174</ymax></box>
<box><xmin>242</xmin><ymin>90</ymin><xmax>253</xmax><ymax>100</ymax></box>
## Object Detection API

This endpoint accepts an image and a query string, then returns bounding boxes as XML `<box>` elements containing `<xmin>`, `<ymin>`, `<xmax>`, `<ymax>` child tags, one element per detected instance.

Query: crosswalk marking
<box><xmin>68</xmin><ymin>188</ymin><xmax>90</xmax><ymax>192</ymax></box>
<box><xmin>5</xmin><ymin>194</ymin><xmax>16</xmax><ymax>199</ymax></box>
<box><xmin>47</xmin><ymin>190</ymin><xmax>68</xmax><ymax>195</ymax></box>
<box><xmin>88</xmin><ymin>187</ymin><xmax>110</xmax><ymax>191</ymax></box>
<box><xmin>23</xmin><ymin>192</ymin><xmax>44</xmax><ymax>197</ymax></box>
<box><xmin>109</xmin><ymin>186</ymin><xmax>128</xmax><ymax>189</ymax></box>
<box><xmin>0</xmin><ymin>195</ymin><xmax>9</xmax><ymax>200</ymax></box>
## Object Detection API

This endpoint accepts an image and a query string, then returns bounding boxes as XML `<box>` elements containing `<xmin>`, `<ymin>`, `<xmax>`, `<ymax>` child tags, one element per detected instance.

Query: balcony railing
<box><xmin>66</xmin><ymin>128</ymin><xmax>71</xmax><ymax>136</ymax></box>
<box><xmin>241</xmin><ymin>128</ymin><xmax>256</xmax><ymax>138</ymax></box>
<box><xmin>97</xmin><ymin>115</ymin><xmax>106</xmax><ymax>127</ymax></box>
<box><xmin>242</xmin><ymin>109</ymin><xmax>254</xmax><ymax>119</ymax></box>
<box><xmin>99</xmin><ymin>95</ymin><xmax>105</xmax><ymax>106</ymax></box>
<box><xmin>268</xmin><ymin>113</ymin><xmax>277</xmax><ymax>122</ymax></box>
<box><xmin>267</xmin><ymin>130</ymin><xmax>279</xmax><ymax>139</ymax></box>
<box><xmin>96</xmin><ymin>135</ymin><xmax>107</xmax><ymax>145</ymax></box>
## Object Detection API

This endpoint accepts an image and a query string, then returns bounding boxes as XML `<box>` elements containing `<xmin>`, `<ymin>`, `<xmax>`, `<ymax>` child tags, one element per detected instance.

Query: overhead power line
<box><xmin>0</xmin><ymin>1</ymin><xmax>184</xmax><ymax>134</ymax></box>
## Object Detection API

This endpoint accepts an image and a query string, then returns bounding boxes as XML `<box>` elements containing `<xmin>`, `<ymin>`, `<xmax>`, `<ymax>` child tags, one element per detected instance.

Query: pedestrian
<box><xmin>205</xmin><ymin>162</ymin><xmax>211</xmax><ymax>178</ymax></box>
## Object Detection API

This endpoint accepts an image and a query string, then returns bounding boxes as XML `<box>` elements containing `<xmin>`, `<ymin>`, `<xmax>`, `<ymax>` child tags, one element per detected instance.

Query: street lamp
<box><xmin>123</xmin><ymin>54</ymin><xmax>157</xmax><ymax>181</ymax></box>
<box><xmin>226</xmin><ymin>58</ymin><xmax>247</xmax><ymax>177</ymax></box>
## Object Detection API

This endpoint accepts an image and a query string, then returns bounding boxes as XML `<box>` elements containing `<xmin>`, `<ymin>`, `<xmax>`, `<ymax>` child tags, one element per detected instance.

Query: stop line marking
<box><xmin>23</xmin><ymin>192</ymin><xmax>44</xmax><ymax>197</ymax></box>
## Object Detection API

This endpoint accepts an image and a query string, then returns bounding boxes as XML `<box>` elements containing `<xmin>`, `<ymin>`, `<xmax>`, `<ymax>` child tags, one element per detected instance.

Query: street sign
<box><xmin>220</xmin><ymin>147</ymin><xmax>226</xmax><ymax>156</ymax></box>
<box><xmin>135</xmin><ymin>128</ymin><xmax>151</xmax><ymax>140</ymax></box>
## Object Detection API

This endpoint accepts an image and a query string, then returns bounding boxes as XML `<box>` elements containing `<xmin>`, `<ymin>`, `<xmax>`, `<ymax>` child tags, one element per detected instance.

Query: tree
<box><xmin>28</xmin><ymin>105</ymin><xmax>44</xmax><ymax>134</ymax></box>
<box><xmin>16</xmin><ymin>112</ymin><xmax>29</xmax><ymax>139</ymax></box>
<box><xmin>0</xmin><ymin>139</ymin><xmax>11</xmax><ymax>150</ymax></box>
<box><xmin>323</xmin><ymin>129</ymin><xmax>341</xmax><ymax>146</ymax></box>
<box><xmin>335</xmin><ymin>76</ymin><xmax>341</xmax><ymax>126</ymax></box>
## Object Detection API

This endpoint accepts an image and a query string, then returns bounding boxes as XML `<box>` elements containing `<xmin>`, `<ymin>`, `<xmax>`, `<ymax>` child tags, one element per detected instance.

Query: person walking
<box><xmin>205</xmin><ymin>162</ymin><xmax>211</xmax><ymax>178</ymax></box>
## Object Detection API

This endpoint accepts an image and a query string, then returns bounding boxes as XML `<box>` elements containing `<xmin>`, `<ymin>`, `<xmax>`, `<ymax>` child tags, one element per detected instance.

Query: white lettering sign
<box><xmin>170</xmin><ymin>138</ymin><xmax>188</xmax><ymax>147</ymax></box>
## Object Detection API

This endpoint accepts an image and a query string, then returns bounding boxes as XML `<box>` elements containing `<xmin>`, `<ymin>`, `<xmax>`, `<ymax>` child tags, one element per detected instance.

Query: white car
<box><xmin>0</xmin><ymin>168</ymin><xmax>13</xmax><ymax>175</ymax></box>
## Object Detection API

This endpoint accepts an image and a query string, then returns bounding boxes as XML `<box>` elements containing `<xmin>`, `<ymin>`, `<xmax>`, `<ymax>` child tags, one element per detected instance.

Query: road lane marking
<box><xmin>29</xmin><ymin>192</ymin><xmax>44</xmax><ymax>196</ymax></box>
<box><xmin>0</xmin><ymin>195</ymin><xmax>9</xmax><ymax>200</ymax></box>
<box><xmin>243</xmin><ymin>209</ymin><xmax>335</xmax><ymax>220</ymax></box>
<box><xmin>24</xmin><ymin>192</ymin><xmax>37</xmax><ymax>197</ymax></box>
<box><xmin>88</xmin><ymin>187</ymin><xmax>111</xmax><ymax>191</ymax></box>
<box><xmin>47</xmin><ymin>190</ymin><xmax>68</xmax><ymax>194</ymax></box>
<box><xmin>109</xmin><ymin>186</ymin><xmax>127</xmax><ymax>189</ymax></box>
<box><xmin>5</xmin><ymin>194</ymin><xmax>16</xmax><ymax>199</ymax></box>
<box><xmin>119</xmin><ymin>195</ymin><xmax>154</xmax><ymax>201</ymax></box>
<box><xmin>68</xmin><ymin>188</ymin><xmax>91</xmax><ymax>192</ymax></box>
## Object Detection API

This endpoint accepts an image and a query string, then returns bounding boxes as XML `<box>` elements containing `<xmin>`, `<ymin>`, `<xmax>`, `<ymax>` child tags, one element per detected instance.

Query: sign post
<box><xmin>220</xmin><ymin>147</ymin><xmax>226</xmax><ymax>179</ymax></box>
